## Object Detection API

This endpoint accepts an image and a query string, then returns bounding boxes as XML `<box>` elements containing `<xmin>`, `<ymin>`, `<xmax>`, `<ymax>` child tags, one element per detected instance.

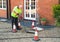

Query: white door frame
<box><xmin>24</xmin><ymin>0</ymin><xmax>36</xmax><ymax>20</ymax></box>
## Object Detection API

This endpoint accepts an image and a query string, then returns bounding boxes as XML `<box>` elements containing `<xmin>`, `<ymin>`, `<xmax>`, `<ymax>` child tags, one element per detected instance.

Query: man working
<box><xmin>11</xmin><ymin>5</ymin><xmax>22</xmax><ymax>33</ymax></box>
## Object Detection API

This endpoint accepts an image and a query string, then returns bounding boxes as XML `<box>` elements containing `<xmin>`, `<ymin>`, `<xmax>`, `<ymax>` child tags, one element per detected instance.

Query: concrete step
<box><xmin>0</xmin><ymin>32</ymin><xmax>34</xmax><ymax>40</ymax></box>
<box><xmin>0</xmin><ymin>38</ymin><xmax>60</xmax><ymax>42</ymax></box>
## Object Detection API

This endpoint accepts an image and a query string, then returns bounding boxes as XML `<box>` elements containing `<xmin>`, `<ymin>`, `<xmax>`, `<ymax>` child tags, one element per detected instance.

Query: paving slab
<box><xmin>0</xmin><ymin>22</ymin><xmax>60</xmax><ymax>42</ymax></box>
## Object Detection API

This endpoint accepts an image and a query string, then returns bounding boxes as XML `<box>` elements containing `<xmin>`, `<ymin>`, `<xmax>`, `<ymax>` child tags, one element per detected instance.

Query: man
<box><xmin>11</xmin><ymin>5</ymin><xmax>22</xmax><ymax>32</ymax></box>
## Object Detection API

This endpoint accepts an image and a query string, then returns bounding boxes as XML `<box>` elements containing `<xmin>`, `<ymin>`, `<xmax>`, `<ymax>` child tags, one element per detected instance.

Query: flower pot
<box><xmin>41</xmin><ymin>21</ymin><xmax>46</xmax><ymax>25</ymax></box>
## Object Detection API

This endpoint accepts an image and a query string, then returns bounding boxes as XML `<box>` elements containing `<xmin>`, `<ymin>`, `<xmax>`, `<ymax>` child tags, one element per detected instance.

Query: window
<box><xmin>26</xmin><ymin>13</ymin><xmax>29</xmax><ymax>17</ymax></box>
<box><xmin>0</xmin><ymin>0</ymin><xmax>6</xmax><ymax>9</ymax></box>
<box><xmin>31</xmin><ymin>13</ymin><xmax>35</xmax><ymax>18</ymax></box>
<box><xmin>24</xmin><ymin>0</ymin><xmax>36</xmax><ymax>20</ymax></box>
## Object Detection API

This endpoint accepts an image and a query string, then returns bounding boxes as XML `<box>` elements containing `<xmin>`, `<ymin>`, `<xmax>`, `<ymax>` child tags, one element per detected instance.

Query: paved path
<box><xmin>0</xmin><ymin>22</ymin><xmax>60</xmax><ymax>42</ymax></box>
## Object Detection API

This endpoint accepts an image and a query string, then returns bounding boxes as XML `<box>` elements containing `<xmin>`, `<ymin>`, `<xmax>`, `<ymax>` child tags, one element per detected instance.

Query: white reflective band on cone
<box><xmin>13</xmin><ymin>24</ymin><xmax>16</xmax><ymax>29</ymax></box>
<box><xmin>32</xmin><ymin>22</ymin><xmax>34</xmax><ymax>26</ymax></box>
<box><xmin>35</xmin><ymin>31</ymin><xmax>38</xmax><ymax>36</ymax></box>
<box><xmin>18</xmin><ymin>22</ymin><xmax>21</xmax><ymax>26</ymax></box>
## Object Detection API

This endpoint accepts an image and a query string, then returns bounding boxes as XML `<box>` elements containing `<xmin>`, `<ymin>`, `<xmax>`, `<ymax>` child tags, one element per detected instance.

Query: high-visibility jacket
<box><xmin>11</xmin><ymin>6</ymin><xmax>22</xmax><ymax>18</ymax></box>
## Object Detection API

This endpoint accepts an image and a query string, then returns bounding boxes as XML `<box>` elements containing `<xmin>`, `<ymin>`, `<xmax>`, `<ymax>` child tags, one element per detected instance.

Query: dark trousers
<box><xmin>11</xmin><ymin>17</ymin><xmax>19</xmax><ymax>30</ymax></box>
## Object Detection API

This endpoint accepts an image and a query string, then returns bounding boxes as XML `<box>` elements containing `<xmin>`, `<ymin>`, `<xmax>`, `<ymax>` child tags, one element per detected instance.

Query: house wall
<box><xmin>36</xmin><ymin>0</ymin><xmax>58</xmax><ymax>25</ymax></box>
<box><xmin>0</xmin><ymin>0</ymin><xmax>58</xmax><ymax>25</ymax></box>
<box><xmin>0</xmin><ymin>10</ymin><xmax>7</xmax><ymax>18</ymax></box>
<box><xmin>10</xmin><ymin>0</ymin><xmax>58</xmax><ymax>25</ymax></box>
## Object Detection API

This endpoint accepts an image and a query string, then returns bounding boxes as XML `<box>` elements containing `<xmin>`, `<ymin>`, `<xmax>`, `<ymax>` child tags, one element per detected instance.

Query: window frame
<box><xmin>0</xmin><ymin>0</ymin><xmax>6</xmax><ymax>10</ymax></box>
<box><xmin>24</xmin><ymin>0</ymin><xmax>36</xmax><ymax>20</ymax></box>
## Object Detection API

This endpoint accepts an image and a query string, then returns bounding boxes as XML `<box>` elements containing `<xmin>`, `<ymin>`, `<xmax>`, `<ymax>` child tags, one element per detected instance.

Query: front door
<box><xmin>24</xmin><ymin>0</ymin><xmax>36</xmax><ymax>20</ymax></box>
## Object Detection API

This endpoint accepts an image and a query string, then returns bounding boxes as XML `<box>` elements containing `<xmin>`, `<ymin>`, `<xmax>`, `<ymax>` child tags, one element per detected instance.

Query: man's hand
<box><xmin>14</xmin><ymin>11</ymin><xmax>19</xmax><ymax>16</ymax></box>
<box><xmin>16</xmin><ymin>13</ymin><xmax>19</xmax><ymax>15</ymax></box>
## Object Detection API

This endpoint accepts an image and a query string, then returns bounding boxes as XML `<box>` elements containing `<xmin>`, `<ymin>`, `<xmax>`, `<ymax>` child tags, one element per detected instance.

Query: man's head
<box><xmin>18</xmin><ymin>5</ymin><xmax>22</xmax><ymax>9</ymax></box>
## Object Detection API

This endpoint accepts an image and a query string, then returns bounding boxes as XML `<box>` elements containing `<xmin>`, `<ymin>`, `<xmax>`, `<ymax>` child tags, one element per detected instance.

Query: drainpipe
<box><xmin>9</xmin><ymin>0</ymin><xmax>11</xmax><ymax>19</ymax></box>
<box><xmin>59</xmin><ymin>0</ymin><xmax>60</xmax><ymax>4</ymax></box>
<box><xmin>6</xmin><ymin>0</ymin><xmax>11</xmax><ymax>19</ymax></box>
<box><xmin>6</xmin><ymin>0</ymin><xmax>8</xmax><ymax>19</ymax></box>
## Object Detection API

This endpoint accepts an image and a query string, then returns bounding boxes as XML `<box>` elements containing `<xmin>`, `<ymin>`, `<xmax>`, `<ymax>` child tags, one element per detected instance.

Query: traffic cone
<box><xmin>18</xmin><ymin>22</ymin><xmax>22</xmax><ymax>28</ymax></box>
<box><xmin>12</xmin><ymin>24</ymin><xmax>17</xmax><ymax>33</ymax></box>
<box><xmin>32</xmin><ymin>21</ymin><xmax>35</xmax><ymax>29</ymax></box>
<box><xmin>33</xmin><ymin>28</ymin><xmax>40</xmax><ymax>41</ymax></box>
<box><xmin>18</xmin><ymin>20</ymin><xmax>22</xmax><ymax>29</ymax></box>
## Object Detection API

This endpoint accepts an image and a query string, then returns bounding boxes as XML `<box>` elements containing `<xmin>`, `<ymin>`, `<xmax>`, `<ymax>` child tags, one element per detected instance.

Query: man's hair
<box><xmin>17</xmin><ymin>6</ymin><xmax>19</xmax><ymax>9</ymax></box>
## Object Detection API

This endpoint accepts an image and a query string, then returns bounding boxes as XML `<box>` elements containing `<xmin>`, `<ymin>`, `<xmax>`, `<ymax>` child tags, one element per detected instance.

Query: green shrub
<box><xmin>53</xmin><ymin>5</ymin><xmax>60</xmax><ymax>26</ymax></box>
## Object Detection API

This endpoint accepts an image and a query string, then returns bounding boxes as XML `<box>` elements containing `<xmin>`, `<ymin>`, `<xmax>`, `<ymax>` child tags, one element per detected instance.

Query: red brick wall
<box><xmin>37</xmin><ymin>0</ymin><xmax>58</xmax><ymax>25</ymax></box>
<box><xmin>0</xmin><ymin>10</ymin><xmax>7</xmax><ymax>18</ymax></box>
<box><xmin>0</xmin><ymin>0</ymin><xmax>58</xmax><ymax>25</ymax></box>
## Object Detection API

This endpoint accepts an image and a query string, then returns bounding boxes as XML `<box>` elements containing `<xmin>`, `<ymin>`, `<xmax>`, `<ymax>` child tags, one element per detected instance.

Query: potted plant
<box><xmin>41</xmin><ymin>18</ymin><xmax>47</xmax><ymax>25</ymax></box>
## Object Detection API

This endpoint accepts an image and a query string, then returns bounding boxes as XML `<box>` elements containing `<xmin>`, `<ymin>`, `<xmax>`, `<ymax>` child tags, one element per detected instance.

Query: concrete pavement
<box><xmin>0</xmin><ymin>21</ymin><xmax>60</xmax><ymax>42</ymax></box>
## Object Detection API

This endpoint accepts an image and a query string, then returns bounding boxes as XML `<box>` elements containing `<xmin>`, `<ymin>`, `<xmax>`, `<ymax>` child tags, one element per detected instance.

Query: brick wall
<box><xmin>0</xmin><ymin>0</ymin><xmax>59</xmax><ymax>25</ymax></box>
<box><xmin>36</xmin><ymin>0</ymin><xmax>58</xmax><ymax>25</ymax></box>
<box><xmin>0</xmin><ymin>10</ymin><xmax>7</xmax><ymax>18</ymax></box>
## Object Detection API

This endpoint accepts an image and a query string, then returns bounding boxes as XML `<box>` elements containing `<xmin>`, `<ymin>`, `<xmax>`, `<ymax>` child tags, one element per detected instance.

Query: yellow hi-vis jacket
<box><xmin>11</xmin><ymin>6</ymin><xmax>22</xmax><ymax>18</ymax></box>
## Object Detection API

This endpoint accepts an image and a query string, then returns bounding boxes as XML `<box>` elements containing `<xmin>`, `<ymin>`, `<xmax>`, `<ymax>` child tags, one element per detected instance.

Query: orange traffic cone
<box><xmin>18</xmin><ymin>22</ymin><xmax>22</xmax><ymax>28</ymax></box>
<box><xmin>12</xmin><ymin>24</ymin><xmax>17</xmax><ymax>33</ymax></box>
<box><xmin>33</xmin><ymin>28</ymin><xmax>40</xmax><ymax>41</ymax></box>
<box><xmin>32</xmin><ymin>21</ymin><xmax>35</xmax><ymax>29</ymax></box>
<box><xmin>18</xmin><ymin>20</ymin><xmax>22</xmax><ymax>29</ymax></box>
